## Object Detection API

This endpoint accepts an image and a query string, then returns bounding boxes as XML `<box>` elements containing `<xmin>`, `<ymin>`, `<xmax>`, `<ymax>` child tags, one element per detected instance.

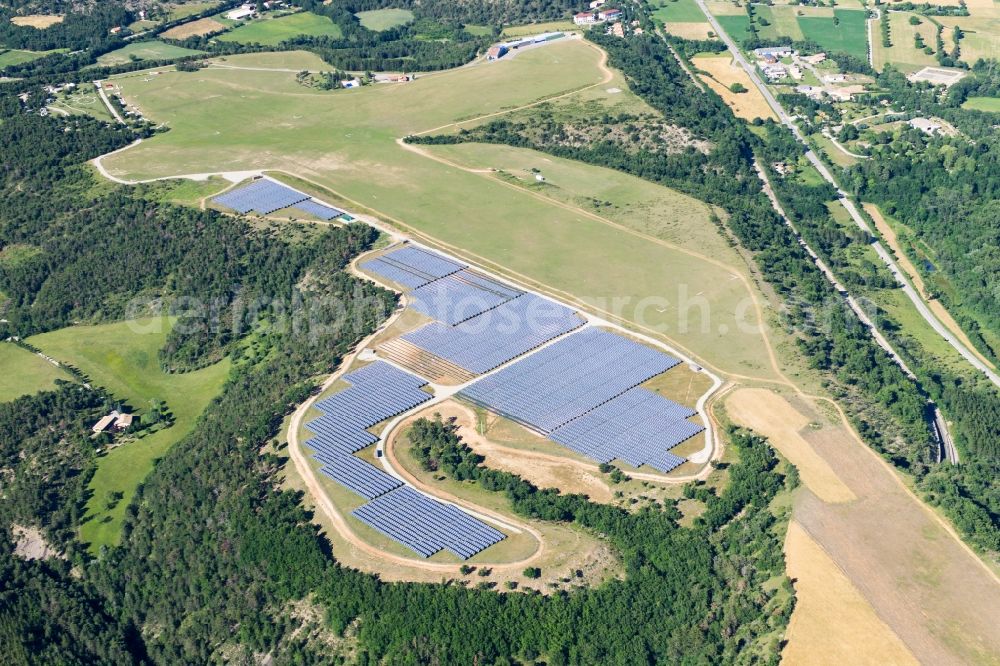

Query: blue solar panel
<box><xmin>293</xmin><ymin>200</ymin><xmax>344</xmax><ymax>220</ymax></box>
<box><xmin>402</xmin><ymin>294</ymin><xmax>584</xmax><ymax>374</ymax></box>
<box><xmin>460</xmin><ymin>328</ymin><xmax>680</xmax><ymax>433</ymax></box>
<box><xmin>316</xmin><ymin>454</ymin><xmax>403</xmax><ymax>500</ymax></box>
<box><xmin>409</xmin><ymin>270</ymin><xmax>524</xmax><ymax>325</ymax></box>
<box><xmin>360</xmin><ymin>246</ymin><xmax>466</xmax><ymax>289</ymax></box>
<box><xmin>549</xmin><ymin>387</ymin><xmax>702</xmax><ymax>472</ymax></box>
<box><xmin>212</xmin><ymin>179</ymin><xmax>310</xmax><ymax>215</ymax></box>
<box><xmin>352</xmin><ymin>487</ymin><xmax>506</xmax><ymax>559</ymax></box>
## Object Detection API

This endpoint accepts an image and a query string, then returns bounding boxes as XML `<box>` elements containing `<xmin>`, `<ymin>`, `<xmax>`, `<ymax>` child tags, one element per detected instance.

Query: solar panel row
<box><xmin>402</xmin><ymin>294</ymin><xmax>585</xmax><ymax>374</ymax></box>
<box><xmin>360</xmin><ymin>246</ymin><xmax>466</xmax><ymax>289</ymax></box>
<box><xmin>461</xmin><ymin>328</ymin><xmax>680</xmax><ymax>433</ymax></box>
<box><xmin>315</xmin><ymin>453</ymin><xmax>403</xmax><ymax>500</ymax></box>
<box><xmin>409</xmin><ymin>269</ymin><xmax>524</xmax><ymax>325</ymax></box>
<box><xmin>352</xmin><ymin>486</ymin><xmax>506</xmax><ymax>559</ymax></box>
<box><xmin>293</xmin><ymin>200</ymin><xmax>344</xmax><ymax>221</ymax></box>
<box><xmin>212</xmin><ymin>179</ymin><xmax>310</xmax><ymax>215</ymax></box>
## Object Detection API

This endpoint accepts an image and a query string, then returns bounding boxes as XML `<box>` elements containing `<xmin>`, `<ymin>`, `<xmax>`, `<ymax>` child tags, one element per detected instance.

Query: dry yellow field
<box><xmin>665</xmin><ymin>22</ymin><xmax>715</xmax><ymax>39</ymax></box>
<box><xmin>782</xmin><ymin>521</ymin><xmax>919</xmax><ymax>666</ymax></box>
<box><xmin>865</xmin><ymin>203</ymin><xmax>996</xmax><ymax>371</ymax></box>
<box><xmin>161</xmin><ymin>17</ymin><xmax>227</xmax><ymax>39</ymax></box>
<box><xmin>726</xmin><ymin>388</ymin><xmax>855</xmax><ymax>503</ymax></box>
<box><xmin>10</xmin><ymin>14</ymin><xmax>63</xmax><ymax>28</ymax></box>
<box><xmin>692</xmin><ymin>55</ymin><xmax>777</xmax><ymax>121</ymax></box>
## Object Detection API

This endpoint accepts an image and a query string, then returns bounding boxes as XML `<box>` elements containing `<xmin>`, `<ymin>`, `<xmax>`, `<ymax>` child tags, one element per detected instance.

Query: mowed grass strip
<box><xmin>354</xmin><ymin>8</ymin><xmax>415</xmax><ymax>31</ymax></box>
<box><xmin>105</xmin><ymin>43</ymin><xmax>781</xmax><ymax>379</ymax></box>
<box><xmin>962</xmin><ymin>96</ymin><xmax>1000</xmax><ymax>112</ymax></box>
<box><xmin>97</xmin><ymin>40</ymin><xmax>205</xmax><ymax>66</ymax></box>
<box><xmin>218</xmin><ymin>11</ymin><xmax>343</xmax><ymax>45</ymax></box>
<box><xmin>28</xmin><ymin>317</ymin><xmax>230</xmax><ymax>551</ymax></box>
<box><xmin>0</xmin><ymin>343</ymin><xmax>73</xmax><ymax>401</ymax></box>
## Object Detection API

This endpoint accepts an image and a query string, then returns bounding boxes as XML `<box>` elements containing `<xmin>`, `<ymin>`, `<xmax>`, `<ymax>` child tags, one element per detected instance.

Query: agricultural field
<box><xmin>650</xmin><ymin>0</ymin><xmax>707</xmax><ymax>24</ymax></box>
<box><xmin>217</xmin><ymin>11</ymin><xmax>343</xmax><ymax>45</ymax></box>
<box><xmin>962</xmin><ymin>96</ymin><xmax>1000</xmax><ymax>112</ymax></box>
<box><xmin>9</xmin><ymin>14</ymin><xmax>63</xmax><ymax>28</ymax></box>
<box><xmin>102</xmin><ymin>43</ymin><xmax>781</xmax><ymax>381</ymax></box>
<box><xmin>96</xmin><ymin>40</ymin><xmax>205</xmax><ymax>66</ymax></box>
<box><xmin>692</xmin><ymin>54</ymin><xmax>777</xmax><ymax>121</ymax></box>
<box><xmin>355</xmin><ymin>8</ymin><xmax>415</xmax><ymax>31</ymax></box>
<box><xmin>161</xmin><ymin>17</ymin><xmax>228</xmax><ymax>39</ymax></box>
<box><xmin>797</xmin><ymin>9</ymin><xmax>868</xmax><ymax>59</ymax></box>
<box><xmin>705</xmin><ymin>3</ymin><xmax>868</xmax><ymax>59</ymax></box>
<box><xmin>934</xmin><ymin>1</ymin><xmax>1000</xmax><ymax>64</ymax></box>
<box><xmin>0</xmin><ymin>343</ymin><xmax>73</xmax><ymax>402</ymax></box>
<box><xmin>27</xmin><ymin>317</ymin><xmax>230</xmax><ymax>551</ymax></box>
<box><xmin>872</xmin><ymin>11</ymin><xmax>940</xmax><ymax>72</ymax></box>
<box><xmin>167</xmin><ymin>1</ymin><xmax>221</xmax><ymax>21</ymax></box>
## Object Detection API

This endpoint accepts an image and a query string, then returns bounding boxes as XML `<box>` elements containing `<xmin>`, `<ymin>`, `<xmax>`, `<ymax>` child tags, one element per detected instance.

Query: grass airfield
<box><xmin>102</xmin><ymin>42</ymin><xmax>781</xmax><ymax>381</ymax></box>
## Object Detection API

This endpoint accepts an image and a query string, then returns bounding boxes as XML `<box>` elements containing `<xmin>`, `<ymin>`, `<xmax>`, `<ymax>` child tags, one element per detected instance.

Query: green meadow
<box><xmin>97</xmin><ymin>40</ymin><xmax>205</xmax><ymax>66</ymax></box>
<box><xmin>354</xmin><ymin>8</ymin><xmax>415</xmax><ymax>32</ymax></box>
<box><xmin>218</xmin><ymin>11</ymin><xmax>343</xmax><ymax>45</ymax></box>
<box><xmin>29</xmin><ymin>318</ymin><xmax>230</xmax><ymax>551</ymax></box>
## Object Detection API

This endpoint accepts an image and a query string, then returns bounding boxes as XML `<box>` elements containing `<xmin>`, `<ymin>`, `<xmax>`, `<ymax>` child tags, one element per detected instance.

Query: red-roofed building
<box><xmin>574</xmin><ymin>11</ymin><xmax>598</xmax><ymax>25</ymax></box>
<box><xmin>599</xmin><ymin>7</ymin><xmax>622</xmax><ymax>21</ymax></box>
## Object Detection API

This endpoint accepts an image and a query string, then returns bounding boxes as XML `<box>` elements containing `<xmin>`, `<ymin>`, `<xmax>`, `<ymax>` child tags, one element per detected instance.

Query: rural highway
<box><xmin>693</xmin><ymin>0</ymin><xmax>1000</xmax><ymax>400</ymax></box>
<box><xmin>94</xmin><ymin>81</ymin><xmax>125</xmax><ymax>124</ymax></box>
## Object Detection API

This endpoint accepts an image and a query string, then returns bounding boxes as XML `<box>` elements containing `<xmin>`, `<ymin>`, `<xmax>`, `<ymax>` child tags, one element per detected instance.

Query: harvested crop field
<box><xmin>161</xmin><ymin>17</ymin><xmax>227</xmax><ymax>39</ymax></box>
<box><xmin>782</xmin><ymin>520</ymin><xmax>918</xmax><ymax>666</ymax></box>
<box><xmin>665</xmin><ymin>22</ymin><xmax>715</xmax><ymax>39</ymax></box>
<box><xmin>691</xmin><ymin>54</ymin><xmax>777</xmax><ymax>121</ymax></box>
<box><xmin>10</xmin><ymin>14</ymin><xmax>63</xmax><ymax>28</ymax></box>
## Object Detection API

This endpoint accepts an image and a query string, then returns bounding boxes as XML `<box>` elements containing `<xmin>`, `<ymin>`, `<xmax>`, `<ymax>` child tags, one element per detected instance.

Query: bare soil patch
<box><xmin>782</xmin><ymin>520</ymin><xmax>918</xmax><ymax>666</ymax></box>
<box><xmin>162</xmin><ymin>17</ymin><xmax>227</xmax><ymax>39</ymax></box>
<box><xmin>426</xmin><ymin>400</ymin><xmax>614</xmax><ymax>502</ymax></box>
<box><xmin>10</xmin><ymin>14</ymin><xmax>63</xmax><ymax>28</ymax></box>
<box><xmin>726</xmin><ymin>388</ymin><xmax>855</xmax><ymax>503</ymax></box>
<box><xmin>11</xmin><ymin>524</ymin><xmax>62</xmax><ymax>560</ymax></box>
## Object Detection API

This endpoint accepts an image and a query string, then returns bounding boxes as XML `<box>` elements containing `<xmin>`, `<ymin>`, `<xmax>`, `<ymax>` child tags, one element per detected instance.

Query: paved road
<box><xmin>94</xmin><ymin>81</ymin><xmax>124</xmax><ymax>124</ymax></box>
<box><xmin>693</xmin><ymin>0</ymin><xmax>1000</xmax><ymax>396</ymax></box>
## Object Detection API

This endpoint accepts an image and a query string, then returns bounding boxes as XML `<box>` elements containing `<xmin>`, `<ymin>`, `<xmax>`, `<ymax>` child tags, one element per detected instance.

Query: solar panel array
<box><xmin>353</xmin><ymin>486</ymin><xmax>506</xmax><ymax>559</ymax></box>
<box><xmin>549</xmin><ymin>387</ymin><xmax>703</xmax><ymax>473</ymax></box>
<box><xmin>293</xmin><ymin>200</ymin><xmax>344</xmax><ymax>221</ymax></box>
<box><xmin>304</xmin><ymin>361</ymin><xmax>431</xmax><ymax>498</ymax></box>
<box><xmin>305</xmin><ymin>361</ymin><xmax>505</xmax><ymax>558</ymax></box>
<box><xmin>360</xmin><ymin>246</ymin><xmax>466</xmax><ymax>289</ymax></box>
<box><xmin>461</xmin><ymin>328</ymin><xmax>680</xmax><ymax>433</ymax></box>
<box><xmin>402</xmin><ymin>294</ymin><xmax>584</xmax><ymax>374</ymax></box>
<box><xmin>409</xmin><ymin>270</ymin><xmax>524</xmax><ymax>325</ymax></box>
<box><xmin>213</xmin><ymin>179</ymin><xmax>309</xmax><ymax>215</ymax></box>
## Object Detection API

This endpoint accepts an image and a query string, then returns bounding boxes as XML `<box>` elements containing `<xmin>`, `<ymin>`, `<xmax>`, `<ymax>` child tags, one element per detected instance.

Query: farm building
<box><xmin>487</xmin><ymin>45</ymin><xmax>507</xmax><ymax>60</ymax></box>
<box><xmin>574</xmin><ymin>11</ymin><xmax>598</xmax><ymax>25</ymax></box>
<box><xmin>590</xmin><ymin>0</ymin><xmax>606</xmax><ymax>7</ymax></box>
<box><xmin>754</xmin><ymin>46</ymin><xmax>793</xmax><ymax>59</ymax></box>
<box><xmin>599</xmin><ymin>8</ymin><xmax>622</xmax><ymax>21</ymax></box>
<box><xmin>227</xmin><ymin>5</ymin><xmax>256</xmax><ymax>21</ymax></box>
<box><xmin>92</xmin><ymin>411</ymin><xmax>134</xmax><ymax>434</ymax></box>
